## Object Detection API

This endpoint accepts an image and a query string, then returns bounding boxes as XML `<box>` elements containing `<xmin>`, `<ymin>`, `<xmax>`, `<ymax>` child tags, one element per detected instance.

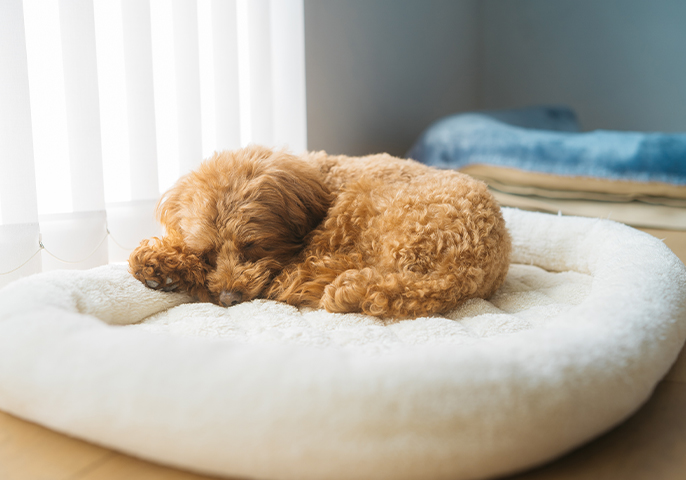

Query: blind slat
<box><xmin>237</xmin><ymin>0</ymin><xmax>273</xmax><ymax>147</ymax></box>
<box><xmin>211</xmin><ymin>0</ymin><xmax>241</xmax><ymax>152</ymax></box>
<box><xmin>94</xmin><ymin>0</ymin><xmax>132</xmax><ymax>204</ymax></box>
<box><xmin>271</xmin><ymin>0</ymin><xmax>307</xmax><ymax>153</ymax></box>
<box><xmin>173</xmin><ymin>0</ymin><xmax>203</xmax><ymax>173</ymax></box>
<box><xmin>24</xmin><ymin>0</ymin><xmax>73</xmax><ymax>215</ymax></box>
<box><xmin>59</xmin><ymin>0</ymin><xmax>106</xmax><ymax>212</ymax></box>
<box><xmin>122</xmin><ymin>0</ymin><xmax>159</xmax><ymax>201</ymax></box>
<box><xmin>0</xmin><ymin>0</ymin><xmax>38</xmax><ymax>225</ymax></box>
<box><xmin>150</xmin><ymin>0</ymin><xmax>179</xmax><ymax>193</ymax></box>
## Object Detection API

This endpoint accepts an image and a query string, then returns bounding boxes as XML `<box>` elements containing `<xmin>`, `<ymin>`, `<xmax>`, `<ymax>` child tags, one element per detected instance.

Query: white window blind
<box><xmin>0</xmin><ymin>0</ymin><xmax>308</xmax><ymax>288</ymax></box>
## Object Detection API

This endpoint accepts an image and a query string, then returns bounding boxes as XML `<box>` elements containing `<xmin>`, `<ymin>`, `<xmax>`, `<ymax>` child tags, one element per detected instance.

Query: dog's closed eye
<box><xmin>204</xmin><ymin>252</ymin><xmax>218</xmax><ymax>268</ymax></box>
<box><xmin>238</xmin><ymin>240</ymin><xmax>263</xmax><ymax>259</ymax></box>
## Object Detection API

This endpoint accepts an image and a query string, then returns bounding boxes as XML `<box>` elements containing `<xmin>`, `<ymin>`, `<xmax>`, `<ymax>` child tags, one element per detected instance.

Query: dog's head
<box><xmin>158</xmin><ymin>145</ymin><xmax>332</xmax><ymax>305</ymax></box>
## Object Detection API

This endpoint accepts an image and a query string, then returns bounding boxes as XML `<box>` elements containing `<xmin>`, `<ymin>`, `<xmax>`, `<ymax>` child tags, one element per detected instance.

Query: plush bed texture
<box><xmin>0</xmin><ymin>208</ymin><xmax>685</xmax><ymax>480</ymax></box>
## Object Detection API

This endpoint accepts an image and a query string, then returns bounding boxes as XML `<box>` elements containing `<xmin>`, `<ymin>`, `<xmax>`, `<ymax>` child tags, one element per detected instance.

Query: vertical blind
<box><xmin>0</xmin><ymin>0</ymin><xmax>307</xmax><ymax>288</ymax></box>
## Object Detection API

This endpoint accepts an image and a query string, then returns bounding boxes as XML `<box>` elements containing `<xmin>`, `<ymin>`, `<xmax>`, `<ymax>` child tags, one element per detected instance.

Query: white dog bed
<box><xmin>0</xmin><ymin>208</ymin><xmax>684</xmax><ymax>480</ymax></box>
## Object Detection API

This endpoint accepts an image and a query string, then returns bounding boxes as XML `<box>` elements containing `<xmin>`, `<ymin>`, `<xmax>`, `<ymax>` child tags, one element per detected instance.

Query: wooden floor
<box><xmin>1</xmin><ymin>227</ymin><xmax>685</xmax><ymax>480</ymax></box>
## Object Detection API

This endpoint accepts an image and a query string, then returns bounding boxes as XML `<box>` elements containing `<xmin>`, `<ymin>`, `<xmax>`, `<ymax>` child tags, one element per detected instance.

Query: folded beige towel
<box><xmin>462</xmin><ymin>165</ymin><xmax>686</xmax><ymax>230</ymax></box>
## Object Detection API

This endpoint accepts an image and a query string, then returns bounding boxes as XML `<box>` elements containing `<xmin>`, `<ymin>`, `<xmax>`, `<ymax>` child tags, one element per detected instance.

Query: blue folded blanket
<box><xmin>407</xmin><ymin>106</ymin><xmax>686</xmax><ymax>186</ymax></box>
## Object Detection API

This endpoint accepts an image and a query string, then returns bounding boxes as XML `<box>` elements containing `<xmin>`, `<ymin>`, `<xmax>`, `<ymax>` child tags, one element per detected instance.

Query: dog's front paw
<box><xmin>129</xmin><ymin>238</ymin><xmax>183</xmax><ymax>293</ymax></box>
<box><xmin>143</xmin><ymin>275</ymin><xmax>179</xmax><ymax>292</ymax></box>
<box><xmin>128</xmin><ymin>236</ymin><xmax>214</xmax><ymax>302</ymax></box>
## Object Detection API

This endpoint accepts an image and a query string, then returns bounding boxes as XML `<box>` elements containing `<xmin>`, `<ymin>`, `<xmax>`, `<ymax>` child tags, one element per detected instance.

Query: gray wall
<box><xmin>304</xmin><ymin>0</ymin><xmax>686</xmax><ymax>156</ymax></box>
<box><xmin>304</xmin><ymin>0</ymin><xmax>479</xmax><ymax>157</ymax></box>
<box><xmin>480</xmin><ymin>0</ymin><xmax>686</xmax><ymax>133</ymax></box>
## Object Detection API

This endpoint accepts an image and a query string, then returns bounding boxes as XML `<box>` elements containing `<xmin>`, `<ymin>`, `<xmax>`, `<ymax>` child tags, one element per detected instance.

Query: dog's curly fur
<box><xmin>129</xmin><ymin>145</ymin><xmax>511</xmax><ymax>318</ymax></box>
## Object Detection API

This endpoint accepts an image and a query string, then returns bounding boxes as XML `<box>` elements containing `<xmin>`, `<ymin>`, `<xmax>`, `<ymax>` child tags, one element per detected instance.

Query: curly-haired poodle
<box><xmin>129</xmin><ymin>145</ymin><xmax>511</xmax><ymax>318</ymax></box>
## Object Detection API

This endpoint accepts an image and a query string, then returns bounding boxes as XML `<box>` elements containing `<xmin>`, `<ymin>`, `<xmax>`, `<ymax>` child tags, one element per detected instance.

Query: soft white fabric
<box><xmin>0</xmin><ymin>208</ymin><xmax>684</xmax><ymax>480</ymax></box>
<box><xmin>132</xmin><ymin>264</ymin><xmax>592</xmax><ymax>353</ymax></box>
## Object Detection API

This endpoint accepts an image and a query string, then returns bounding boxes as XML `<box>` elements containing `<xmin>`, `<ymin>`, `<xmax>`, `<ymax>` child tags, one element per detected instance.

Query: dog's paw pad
<box><xmin>143</xmin><ymin>276</ymin><xmax>179</xmax><ymax>292</ymax></box>
<box><xmin>138</xmin><ymin>271</ymin><xmax>182</xmax><ymax>293</ymax></box>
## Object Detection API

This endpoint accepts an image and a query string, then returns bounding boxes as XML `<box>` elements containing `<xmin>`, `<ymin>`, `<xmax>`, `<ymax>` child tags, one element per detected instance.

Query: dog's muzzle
<box><xmin>219</xmin><ymin>290</ymin><xmax>243</xmax><ymax>307</ymax></box>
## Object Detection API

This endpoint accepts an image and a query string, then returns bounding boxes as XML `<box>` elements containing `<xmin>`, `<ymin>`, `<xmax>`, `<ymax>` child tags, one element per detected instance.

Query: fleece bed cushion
<box><xmin>0</xmin><ymin>208</ymin><xmax>685</xmax><ymax>480</ymax></box>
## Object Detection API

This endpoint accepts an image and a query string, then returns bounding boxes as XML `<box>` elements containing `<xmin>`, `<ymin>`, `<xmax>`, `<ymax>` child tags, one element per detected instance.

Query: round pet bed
<box><xmin>0</xmin><ymin>208</ymin><xmax>684</xmax><ymax>480</ymax></box>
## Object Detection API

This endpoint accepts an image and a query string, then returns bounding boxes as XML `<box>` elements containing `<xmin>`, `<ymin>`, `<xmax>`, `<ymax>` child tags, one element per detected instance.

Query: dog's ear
<box><xmin>254</xmin><ymin>155</ymin><xmax>332</xmax><ymax>241</ymax></box>
<box><xmin>271</xmin><ymin>162</ymin><xmax>332</xmax><ymax>238</ymax></box>
<box><xmin>155</xmin><ymin>171</ymin><xmax>222</xmax><ymax>253</ymax></box>
<box><xmin>156</xmin><ymin>180</ymin><xmax>183</xmax><ymax>231</ymax></box>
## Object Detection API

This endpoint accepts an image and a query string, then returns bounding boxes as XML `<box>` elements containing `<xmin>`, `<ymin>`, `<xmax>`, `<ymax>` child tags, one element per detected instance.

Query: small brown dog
<box><xmin>129</xmin><ymin>145</ymin><xmax>511</xmax><ymax>318</ymax></box>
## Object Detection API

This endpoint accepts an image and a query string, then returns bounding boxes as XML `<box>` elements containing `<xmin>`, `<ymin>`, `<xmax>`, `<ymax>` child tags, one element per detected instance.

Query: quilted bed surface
<box><xmin>132</xmin><ymin>264</ymin><xmax>592</xmax><ymax>354</ymax></box>
<box><xmin>0</xmin><ymin>208</ymin><xmax>685</xmax><ymax>480</ymax></box>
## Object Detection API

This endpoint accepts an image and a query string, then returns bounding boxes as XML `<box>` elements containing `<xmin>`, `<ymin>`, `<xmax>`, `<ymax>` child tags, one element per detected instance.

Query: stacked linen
<box><xmin>407</xmin><ymin>106</ymin><xmax>686</xmax><ymax>231</ymax></box>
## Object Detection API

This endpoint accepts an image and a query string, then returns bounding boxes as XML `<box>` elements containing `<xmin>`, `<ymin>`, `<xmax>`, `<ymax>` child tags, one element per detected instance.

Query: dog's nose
<box><xmin>219</xmin><ymin>290</ymin><xmax>243</xmax><ymax>307</ymax></box>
